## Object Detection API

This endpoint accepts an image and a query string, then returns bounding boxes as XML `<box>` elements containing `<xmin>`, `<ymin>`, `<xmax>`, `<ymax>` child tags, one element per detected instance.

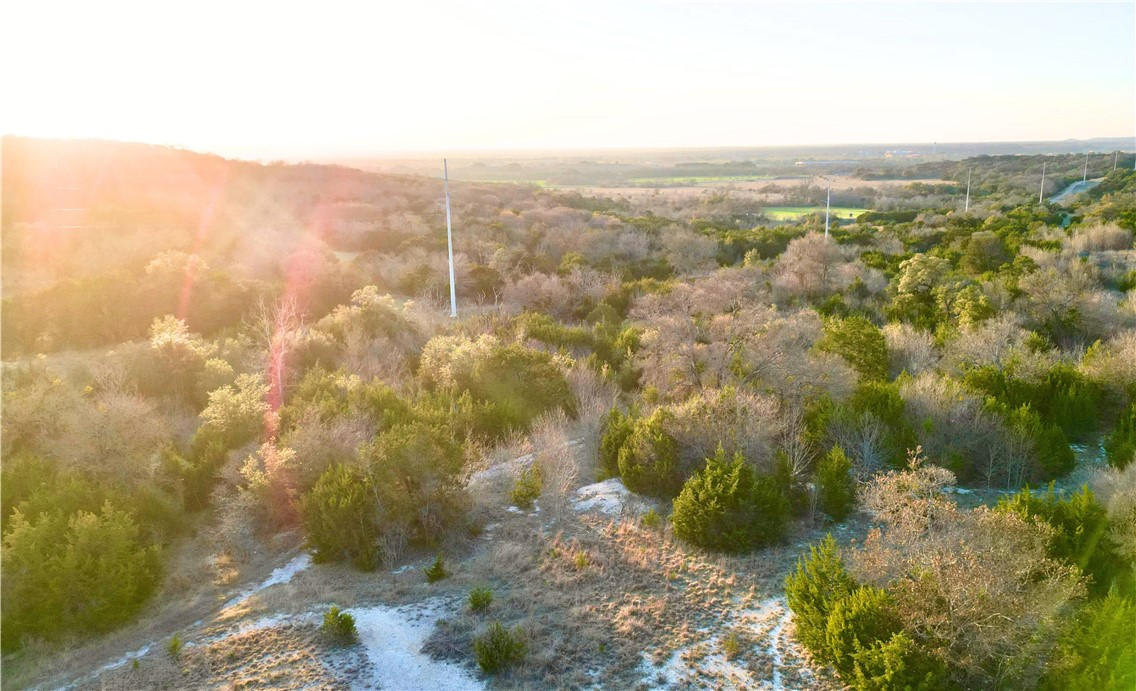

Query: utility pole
<box><xmin>824</xmin><ymin>186</ymin><xmax>831</xmax><ymax>238</ymax></box>
<box><xmin>1114</xmin><ymin>150</ymin><xmax>1119</xmax><ymax>171</ymax></box>
<box><xmin>964</xmin><ymin>168</ymin><xmax>971</xmax><ymax>213</ymax></box>
<box><xmin>1039</xmin><ymin>161</ymin><xmax>1046</xmax><ymax>204</ymax></box>
<box><xmin>1083</xmin><ymin>153</ymin><xmax>1089</xmax><ymax>183</ymax></box>
<box><xmin>443</xmin><ymin>159</ymin><xmax>457</xmax><ymax>318</ymax></box>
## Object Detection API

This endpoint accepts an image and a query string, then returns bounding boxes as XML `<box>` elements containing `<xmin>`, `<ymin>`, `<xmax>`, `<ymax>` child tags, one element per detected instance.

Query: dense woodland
<box><xmin>2</xmin><ymin>136</ymin><xmax>1135</xmax><ymax>689</ymax></box>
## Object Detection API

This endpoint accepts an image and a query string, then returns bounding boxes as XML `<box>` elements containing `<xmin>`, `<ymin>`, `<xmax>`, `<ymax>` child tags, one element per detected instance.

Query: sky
<box><xmin>3</xmin><ymin>0</ymin><xmax>1133</xmax><ymax>159</ymax></box>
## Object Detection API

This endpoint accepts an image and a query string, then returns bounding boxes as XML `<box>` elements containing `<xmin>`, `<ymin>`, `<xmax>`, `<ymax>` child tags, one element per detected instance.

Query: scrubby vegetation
<box><xmin>788</xmin><ymin>459</ymin><xmax>1135</xmax><ymax>690</ymax></box>
<box><xmin>3</xmin><ymin>137</ymin><xmax>1134</xmax><ymax>689</ymax></box>
<box><xmin>671</xmin><ymin>446</ymin><xmax>788</xmax><ymax>552</ymax></box>
<box><xmin>320</xmin><ymin>605</ymin><xmax>358</xmax><ymax>645</ymax></box>
<box><xmin>473</xmin><ymin>622</ymin><xmax>527</xmax><ymax>674</ymax></box>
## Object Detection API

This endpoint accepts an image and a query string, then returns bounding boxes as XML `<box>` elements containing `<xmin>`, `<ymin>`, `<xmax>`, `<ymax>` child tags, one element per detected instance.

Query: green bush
<box><xmin>964</xmin><ymin>363</ymin><xmax>1101</xmax><ymax>442</ymax></box>
<box><xmin>786</xmin><ymin>538</ymin><xmax>945</xmax><ymax>690</ymax></box>
<box><xmin>469</xmin><ymin>587</ymin><xmax>493</xmax><ymax>612</ymax></box>
<box><xmin>420</xmin><ymin>337</ymin><xmax>577</xmax><ymax>439</ymax></box>
<box><xmin>362</xmin><ymin>421</ymin><xmax>465</xmax><ymax>542</ymax></box>
<box><xmin>301</xmin><ymin>464</ymin><xmax>378</xmax><ymax>570</ymax></box>
<box><xmin>618</xmin><ymin>410</ymin><xmax>683</xmax><ymax>498</ymax></box>
<box><xmin>167</xmin><ymin>633</ymin><xmax>184</xmax><ymax>660</ymax></box>
<box><xmin>671</xmin><ymin>446</ymin><xmax>789</xmax><ymax>552</ymax></box>
<box><xmin>473</xmin><ymin>622</ymin><xmax>527</xmax><ymax>673</ymax></box>
<box><xmin>816</xmin><ymin>446</ymin><xmax>856</xmax><ymax>521</ymax></box>
<box><xmin>598</xmin><ymin>407</ymin><xmax>634</xmax><ymax>480</ymax></box>
<box><xmin>641</xmin><ymin>507</ymin><xmax>662</xmax><ymax>529</ymax></box>
<box><xmin>825</xmin><ymin>586</ymin><xmax>904</xmax><ymax>677</ymax></box>
<box><xmin>784</xmin><ymin>534</ymin><xmax>856</xmax><ymax>660</ymax></box>
<box><xmin>510</xmin><ymin>465</ymin><xmax>542</xmax><ymax>510</ymax></box>
<box><xmin>425</xmin><ymin>553</ymin><xmax>448</xmax><ymax>583</ymax></box>
<box><xmin>1105</xmin><ymin>403</ymin><xmax>1135</xmax><ymax>470</ymax></box>
<box><xmin>321</xmin><ymin>605</ymin><xmax>358</xmax><ymax>645</ymax></box>
<box><xmin>816</xmin><ymin>316</ymin><xmax>889</xmax><ymax>382</ymax></box>
<box><xmin>996</xmin><ymin>484</ymin><xmax>1132</xmax><ymax>596</ymax></box>
<box><xmin>849</xmin><ymin>631</ymin><xmax>947</xmax><ymax>691</ymax></box>
<box><xmin>1</xmin><ymin>503</ymin><xmax>162</xmax><ymax>650</ymax></box>
<box><xmin>1040</xmin><ymin>592</ymin><xmax>1135</xmax><ymax>690</ymax></box>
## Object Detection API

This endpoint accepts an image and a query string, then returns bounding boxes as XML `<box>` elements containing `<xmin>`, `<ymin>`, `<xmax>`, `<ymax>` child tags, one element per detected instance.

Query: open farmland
<box><xmin>763</xmin><ymin>206</ymin><xmax>870</xmax><ymax>221</ymax></box>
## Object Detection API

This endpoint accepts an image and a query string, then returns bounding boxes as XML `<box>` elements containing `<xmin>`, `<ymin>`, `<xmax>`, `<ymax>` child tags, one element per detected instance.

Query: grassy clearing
<box><xmin>763</xmin><ymin>206</ymin><xmax>870</xmax><ymax>221</ymax></box>
<box><xmin>627</xmin><ymin>175</ymin><xmax>778</xmax><ymax>185</ymax></box>
<box><xmin>45</xmin><ymin>406</ymin><xmax>845</xmax><ymax>690</ymax></box>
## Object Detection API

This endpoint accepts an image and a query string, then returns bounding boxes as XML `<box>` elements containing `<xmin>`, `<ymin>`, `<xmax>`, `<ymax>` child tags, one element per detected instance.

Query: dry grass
<box><xmin>79</xmin><ymin>620</ymin><xmax>366</xmax><ymax>690</ymax></box>
<box><xmin>414</xmin><ymin>497</ymin><xmax>848</xmax><ymax>690</ymax></box>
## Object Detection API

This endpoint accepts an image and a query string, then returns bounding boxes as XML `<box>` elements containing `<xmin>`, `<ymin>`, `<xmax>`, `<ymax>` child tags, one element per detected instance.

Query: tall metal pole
<box><xmin>824</xmin><ymin>186</ymin><xmax>831</xmax><ymax>237</ymax></box>
<box><xmin>1083</xmin><ymin>154</ymin><xmax>1089</xmax><ymax>183</ymax></box>
<box><xmin>443</xmin><ymin>159</ymin><xmax>457</xmax><ymax>318</ymax></box>
<box><xmin>1114</xmin><ymin>150</ymin><xmax>1119</xmax><ymax>171</ymax></box>
<box><xmin>964</xmin><ymin>168</ymin><xmax>971</xmax><ymax>212</ymax></box>
<box><xmin>1039</xmin><ymin>161</ymin><xmax>1046</xmax><ymax>204</ymax></box>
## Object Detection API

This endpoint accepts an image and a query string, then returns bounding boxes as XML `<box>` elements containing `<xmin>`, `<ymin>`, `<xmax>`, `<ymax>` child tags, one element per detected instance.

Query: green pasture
<box><xmin>763</xmin><ymin>206</ymin><xmax>870</xmax><ymax>221</ymax></box>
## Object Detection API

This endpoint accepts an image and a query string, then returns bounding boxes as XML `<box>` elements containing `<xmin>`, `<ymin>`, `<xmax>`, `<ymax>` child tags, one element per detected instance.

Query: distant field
<box><xmin>764</xmin><ymin>206</ymin><xmax>870</xmax><ymax>221</ymax></box>
<box><xmin>627</xmin><ymin>174</ymin><xmax>779</xmax><ymax>185</ymax></box>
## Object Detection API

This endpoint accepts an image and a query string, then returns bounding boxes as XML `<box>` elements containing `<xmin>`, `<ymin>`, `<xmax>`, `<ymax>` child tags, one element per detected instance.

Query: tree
<box><xmin>1040</xmin><ymin>592</ymin><xmax>1136</xmax><ymax>690</ymax></box>
<box><xmin>997</xmin><ymin>485</ymin><xmax>1132</xmax><ymax>596</ymax></box>
<box><xmin>671</xmin><ymin>446</ymin><xmax>789</xmax><ymax>552</ymax></box>
<box><xmin>618</xmin><ymin>409</ymin><xmax>683</xmax><ymax>498</ymax></box>
<box><xmin>244</xmin><ymin>296</ymin><xmax>303</xmax><ymax>412</ymax></box>
<box><xmin>784</xmin><ymin>534</ymin><xmax>856</xmax><ymax>659</ymax></box>
<box><xmin>2</xmin><ymin>502</ymin><xmax>161</xmax><ymax>649</ymax></box>
<box><xmin>816</xmin><ymin>316</ymin><xmax>889</xmax><ymax>382</ymax></box>
<box><xmin>598</xmin><ymin>407</ymin><xmax>633</xmax><ymax>480</ymax></box>
<box><xmin>853</xmin><ymin>463</ymin><xmax>1085</xmax><ymax>688</ymax></box>
<box><xmin>773</xmin><ymin>233</ymin><xmax>850</xmax><ymax>299</ymax></box>
<box><xmin>197</xmin><ymin>373</ymin><xmax>269</xmax><ymax>451</ymax></box>
<box><xmin>301</xmin><ymin>464</ymin><xmax>378</xmax><ymax>570</ymax></box>
<box><xmin>959</xmin><ymin>231</ymin><xmax>1010</xmax><ymax>274</ymax></box>
<box><xmin>816</xmin><ymin>446</ymin><xmax>856</xmax><ymax>521</ymax></box>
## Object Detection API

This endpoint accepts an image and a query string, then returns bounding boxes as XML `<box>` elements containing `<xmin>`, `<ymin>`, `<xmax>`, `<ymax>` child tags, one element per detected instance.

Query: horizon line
<box><xmin>4</xmin><ymin>132</ymin><xmax>1134</xmax><ymax>164</ymax></box>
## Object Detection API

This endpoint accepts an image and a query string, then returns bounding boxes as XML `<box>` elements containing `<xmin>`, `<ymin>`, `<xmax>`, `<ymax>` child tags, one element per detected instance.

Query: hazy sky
<box><xmin>4</xmin><ymin>1</ymin><xmax>1133</xmax><ymax>158</ymax></box>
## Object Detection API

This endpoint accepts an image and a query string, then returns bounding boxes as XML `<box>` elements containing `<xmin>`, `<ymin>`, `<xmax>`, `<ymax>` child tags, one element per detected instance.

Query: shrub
<box><xmin>301</xmin><ymin>464</ymin><xmax>378</xmax><ymax>570</ymax></box>
<box><xmin>1</xmin><ymin>503</ymin><xmax>162</xmax><ymax>650</ymax></box>
<box><xmin>641</xmin><ymin>507</ymin><xmax>662</xmax><ymax>529</ymax></box>
<box><xmin>618</xmin><ymin>410</ymin><xmax>683</xmax><ymax>498</ymax></box>
<box><xmin>722</xmin><ymin>631</ymin><xmax>742</xmax><ymax>660</ymax></box>
<box><xmin>474</xmin><ymin>622</ymin><xmax>527</xmax><ymax>674</ymax></box>
<box><xmin>598</xmin><ymin>407</ymin><xmax>634</xmax><ymax>480</ymax></box>
<box><xmin>1041</xmin><ymin>592</ymin><xmax>1135</xmax><ymax>690</ymax></box>
<box><xmin>1105</xmin><ymin>403</ymin><xmax>1135</xmax><ymax>470</ymax></box>
<box><xmin>510</xmin><ymin>465</ymin><xmax>542</xmax><ymax>510</ymax></box>
<box><xmin>784</xmin><ymin>534</ymin><xmax>856</xmax><ymax>660</ymax></box>
<box><xmin>419</xmin><ymin>336</ymin><xmax>577</xmax><ymax>438</ymax></box>
<box><xmin>817</xmin><ymin>316</ymin><xmax>889</xmax><ymax>382</ymax></box>
<box><xmin>469</xmin><ymin>587</ymin><xmax>493</xmax><ymax>612</ymax></box>
<box><xmin>825</xmin><ymin>586</ymin><xmax>903</xmax><ymax>678</ymax></box>
<box><xmin>849</xmin><ymin>631</ymin><xmax>947</xmax><ymax>691</ymax></box>
<box><xmin>361</xmin><ymin>421</ymin><xmax>466</xmax><ymax>542</ymax></box>
<box><xmin>425</xmin><ymin>553</ymin><xmax>448</xmax><ymax>583</ymax></box>
<box><xmin>816</xmin><ymin>446</ymin><xmax>856</xmax><ymax>521</ymax></box>
<box><xmin>671</xmin><ymin>446</ymin><xmax>789</xmax><ymax>552</ymax></box>
<box><xmin>574</xmin><ymin>550</ymin><xmax>589</xmax><ymax>570</ymax></box>
<box><xmin>997</xmin><ymin>485</ymin><xmax>1132</xmax><ymax>596</ymax></box>
<box><xmin>321</xmin><ymin>605</ymin><xmax>358</xmax><ymax>645</ymax></box>
<box><xmin>787</xmin><ymin>542</ymin><xmax>946</xmax><ymax>690</ymax></box>
<box><xmin>167</xmin><ymin>633</ymin><xmax>183</xmax><ymax>660</ymax></box>
<box><xmin>1004</xmin><ymin>406</ymin><xmax>1076</xmax><ymax>481</ymax></box>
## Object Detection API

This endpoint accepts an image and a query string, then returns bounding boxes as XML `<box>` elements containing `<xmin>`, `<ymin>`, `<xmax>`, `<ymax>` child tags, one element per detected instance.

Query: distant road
<box><xmin>1050</xmin><ymin>178</ymin><xmax>1102</xmax><ymax>205</ymax></box>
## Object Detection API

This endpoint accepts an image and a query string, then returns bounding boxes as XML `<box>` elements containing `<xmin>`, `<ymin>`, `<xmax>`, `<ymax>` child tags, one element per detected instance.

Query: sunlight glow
<box><xmin>3</xmin><ymin>1</ymin><xmax>1133</xmax><ymax>158</ymax></box>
